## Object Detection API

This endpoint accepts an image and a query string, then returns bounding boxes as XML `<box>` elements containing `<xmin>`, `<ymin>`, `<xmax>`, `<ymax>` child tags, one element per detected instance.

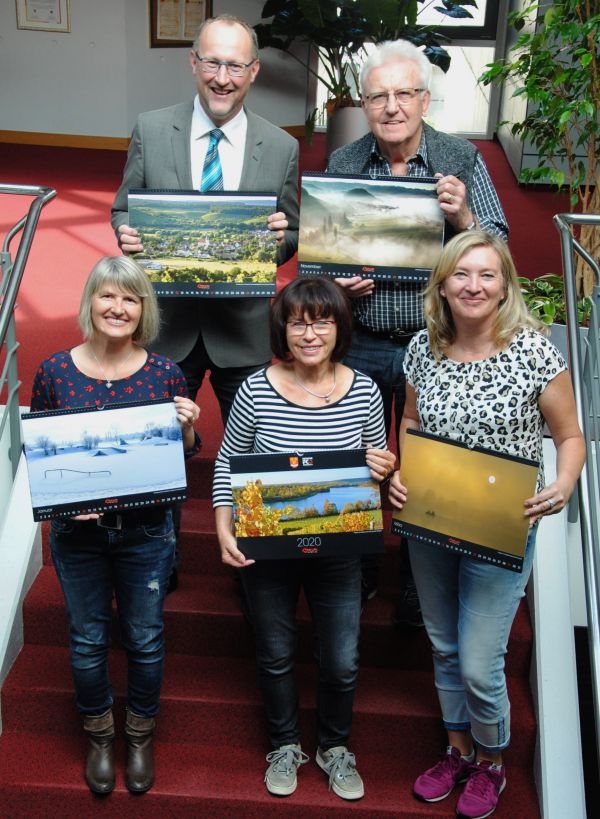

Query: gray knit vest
<box><xmin>422</xmin><ymin>123</ymin><xmax>479</xmax><ymax>240</ymax></box>
<box><xmin>422</xmin><ymin>123</ymin><xmax>478</xmax><ymax>202</ymax></box>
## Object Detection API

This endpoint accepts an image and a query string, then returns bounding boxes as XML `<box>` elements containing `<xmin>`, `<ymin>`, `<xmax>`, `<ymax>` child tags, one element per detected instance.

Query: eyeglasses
<box><xmin>287</xmin><ymin>320</ymin><xmax>336</xmax><ymax>335</ymax></box>
<box><xmin>363</xmin><ymin>88</ymin><xmax>424</xmax><ymax>109</ymax></box>
<box><xmin>194</xmin><ymin>54</ymin><xmax>256</xmax><ymax>77</ymax></box>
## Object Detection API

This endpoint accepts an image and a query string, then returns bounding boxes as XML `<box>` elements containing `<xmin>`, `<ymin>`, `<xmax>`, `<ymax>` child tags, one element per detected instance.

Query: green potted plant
<box><xmin>519</xmin><ymin>274</ymin><xmax>592</xmax><ymax>326</ymax></box>
<box><xmin>356</xmin><ymin>0</ymin><xmax>476</xmax><ymax>72</ymax></box>
<box><xmin>255</xmin><ymin>1</ymin><xmax>368</xmax><ymax>132</ymax></box>
<box><xmin>480</xmin><ymin>1</ymin><xmax>600</xmax><ymax>296</ymax></box>
<box><xmin>255</xmin><ymin>0</ymin><xmax>477</xmax><ymax>144</ymax></box>
<box><xmin>519</xmin><ymin>272</ymin><xmax>593</xmax><ymax>363</ymax></box>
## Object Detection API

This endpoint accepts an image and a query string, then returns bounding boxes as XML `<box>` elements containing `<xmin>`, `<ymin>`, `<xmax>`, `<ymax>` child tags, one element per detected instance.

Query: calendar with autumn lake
<box><xmin>229</xmin><ymin>449</ymin><xmax>385</xmax><ymax>560</ymax></box>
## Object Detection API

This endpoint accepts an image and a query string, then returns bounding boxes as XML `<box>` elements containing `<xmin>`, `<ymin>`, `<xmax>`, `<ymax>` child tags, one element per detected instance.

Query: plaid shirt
<box><xmin>354</xmin><ymin>133</ymin><xmax>508</xmax><ymax>333</ymax></box>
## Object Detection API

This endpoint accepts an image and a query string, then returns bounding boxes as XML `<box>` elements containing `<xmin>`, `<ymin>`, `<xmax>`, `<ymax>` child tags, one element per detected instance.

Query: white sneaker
<box><xmin>264</xmin><ymin>743</ymin><xmax>309</xmax><ymax>796</ymax></box>
<box><xmin>316</xmin><ymin>745</ymin><xmax>364</xmax><ymax>800</ymax></box>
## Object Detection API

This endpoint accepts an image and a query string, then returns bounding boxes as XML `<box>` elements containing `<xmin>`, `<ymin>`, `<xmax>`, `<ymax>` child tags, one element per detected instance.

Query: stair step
<box><xmin>0</xmin><ymin>732</ymin><xmax>539</xmax><ymax>818</ymax></box>
<box><xmin>1</xmin><ymin>644</ymin><xmax>536</xmax><ymax>765</ymax></box>
<box><xmin>185</xmin><ymin>454</ymin><xmax>214</xmax><ymax>497</ymax></box>
<box><xmin>22</xmin><ymin>566</ymin><xmax>533</xmax><ymax>675</ymax></box>
<box><xmin>42</xmin><ymin>527</ymin><xmax>405</xmax><ymax>580</ymax></box>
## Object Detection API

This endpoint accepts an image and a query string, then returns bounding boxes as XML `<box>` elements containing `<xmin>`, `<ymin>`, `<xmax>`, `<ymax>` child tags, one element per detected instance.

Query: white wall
<box><xmin>0</xmin><ymin>0</ymin><xmax>128</xmax><ymax>136</ymax></box>
<box><xmin>0</xmin><ymin>0</ymin><xmax>307</xmax><ymax>139</ymax></box>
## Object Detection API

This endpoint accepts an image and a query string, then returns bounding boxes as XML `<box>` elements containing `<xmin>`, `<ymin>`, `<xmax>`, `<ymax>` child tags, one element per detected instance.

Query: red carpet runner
<box><xmin>0</xmin><ymin>136</ymin><xmax>549</xmax><ymax>815</ymax></box>
<box><xmin>0</xmin><ymin>457</ymin><xmax>539</xmax><ymax>816</ymax></box>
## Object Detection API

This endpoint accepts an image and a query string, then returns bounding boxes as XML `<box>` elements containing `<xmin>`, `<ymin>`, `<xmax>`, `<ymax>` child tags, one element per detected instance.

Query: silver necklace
<box><xmin>89</xmin><ymin>345</ymin><xmax>136</xmax><ymax>390</ymax></box>
<box><xmin>293</xmin><ymin>364</ymin><xmax>336</xmax><ymax>403</ymax></box>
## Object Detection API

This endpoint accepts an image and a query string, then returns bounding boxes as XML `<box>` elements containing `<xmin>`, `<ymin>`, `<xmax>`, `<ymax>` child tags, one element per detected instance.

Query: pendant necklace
<box><xmin>90</xmin><ymin>345</ymin><xmax>136</xmax><ymax>390</ymax></box>
<box><xmin>293</xmin><ymin>365</ymin><xmax>336</xmax><ymax>403</ymax></box>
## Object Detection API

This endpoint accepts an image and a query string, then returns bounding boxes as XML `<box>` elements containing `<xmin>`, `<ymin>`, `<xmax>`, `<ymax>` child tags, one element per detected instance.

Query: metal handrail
<box><xmin>0</xmin><ymin>184</ymin><xmax>57</xmax><ymax>339</ymax></box>
<box><xmin>0</xmin><ymin>183</ymin><xmax>57</xmax><ymax>477</ymax></box>
<box><xmin>553</xmin><ymin>212</ymin><xmax>600</xmax><ymax>778</ymax></box>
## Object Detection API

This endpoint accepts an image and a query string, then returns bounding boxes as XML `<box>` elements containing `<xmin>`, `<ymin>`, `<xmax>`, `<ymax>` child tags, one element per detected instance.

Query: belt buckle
<box><xmin>97</xmin><ymin>514</ymin><xmax>122</xmax><ymax>530</ymax></box>
<box><xmin>390</xmin><ymin>328</ymin><xmax>409</xmax><ymax>343</ymax></box>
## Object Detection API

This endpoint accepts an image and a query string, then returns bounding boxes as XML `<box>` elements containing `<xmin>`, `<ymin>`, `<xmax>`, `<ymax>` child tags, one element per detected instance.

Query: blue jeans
<box><xmin>409</xmin><ymin>526</ymin><xmax>537</xmax><ymax>753</ymax></box>
<box><xmin>344</xmin><ymin>328</ymin><xmax>409</xmax><ymax>448</ymax></box>
<box><xmin>240</xmin><ymin>557</ymin><xmax>361</xmax><ymax>751</ymax></box>
<box><xmin>50</xmin><ymin>511</ymin><xmax>176</xmax><ymax>717</ymax></box>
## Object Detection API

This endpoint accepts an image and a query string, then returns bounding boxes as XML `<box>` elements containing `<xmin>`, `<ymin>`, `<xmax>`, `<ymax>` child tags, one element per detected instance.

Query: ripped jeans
<box><xmin>50</xmin><ymin>511</ymin><xmax>175</xmax><ymax>717</ymax></box>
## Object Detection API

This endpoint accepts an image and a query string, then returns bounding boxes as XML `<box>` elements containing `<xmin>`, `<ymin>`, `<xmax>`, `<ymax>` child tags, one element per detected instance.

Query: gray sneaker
<box><xmin>316</xmin><ymin>745</ymin><xmax>364</xmax><ymax>800</ymax></box>
<box><xmin>264</xmin><ymin>744</ymin><xmax>309</xmax><ymax>796</ymax></box>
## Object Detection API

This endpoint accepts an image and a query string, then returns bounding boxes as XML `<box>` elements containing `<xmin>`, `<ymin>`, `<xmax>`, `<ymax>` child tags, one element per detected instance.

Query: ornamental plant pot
<box><xmin>548</xmin><ymin>322</ymin><xmax>589</xmax><ymax>367</ymax></box>
<box><xmin>326</xmin><ymin>104</ymin><xmax>370</xmax><ymax>158</ymax></box>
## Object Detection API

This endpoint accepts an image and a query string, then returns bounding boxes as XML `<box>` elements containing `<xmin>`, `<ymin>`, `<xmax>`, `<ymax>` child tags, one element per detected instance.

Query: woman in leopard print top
<box><xmin>389</xmin><ymin>232</ymin><xmax>584</xmax><ymax>817</ymax></box>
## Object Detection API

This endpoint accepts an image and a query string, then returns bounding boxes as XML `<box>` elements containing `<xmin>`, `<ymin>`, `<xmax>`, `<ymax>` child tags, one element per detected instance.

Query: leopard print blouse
<box><xmin>404</xmin><ymin>328</ymin><xmax>567</xmax><ymax>492</ymax></box>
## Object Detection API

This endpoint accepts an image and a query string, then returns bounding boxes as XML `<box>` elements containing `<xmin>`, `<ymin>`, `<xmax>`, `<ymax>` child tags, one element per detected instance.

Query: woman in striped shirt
<box><xmin>213</xmin><ymin>277</ymin><xmax>394</xmax><ymax>801</ymax></box>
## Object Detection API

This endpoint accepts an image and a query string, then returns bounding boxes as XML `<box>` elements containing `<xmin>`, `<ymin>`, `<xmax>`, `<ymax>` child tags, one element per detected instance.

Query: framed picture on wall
<box><xmin>149</xmin><ymin>0</ymin><xmax>212</xmax><ymax>47</ymax></box>
<box><xmin>16</xmin><ymin>0</ymin><xmax>70</xmax><ymax>33</ymax></box>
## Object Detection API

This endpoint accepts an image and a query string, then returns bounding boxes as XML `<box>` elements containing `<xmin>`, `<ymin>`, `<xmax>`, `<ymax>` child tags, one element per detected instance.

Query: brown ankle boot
<box><xmin>83</xmin><ymin>708</ymin><xmax>115</xmax><ymax>795</ymax></box>
<box><xmin>125</xmin><ymin>710</ymin><xmax>156</xmax><ymax>793</ymax></box>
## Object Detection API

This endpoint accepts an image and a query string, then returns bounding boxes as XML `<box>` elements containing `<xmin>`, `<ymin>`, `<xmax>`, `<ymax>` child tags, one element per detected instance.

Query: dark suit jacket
<box><xmin>111</xmin><ymin>101</ymin><xmax>299</xmax><ymax>366</ymax></box>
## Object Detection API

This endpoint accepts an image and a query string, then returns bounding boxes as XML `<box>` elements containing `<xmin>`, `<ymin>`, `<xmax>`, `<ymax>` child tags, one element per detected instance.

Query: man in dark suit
<box><xmin>112</xmin><ymin>14</ymin><xmax>299</xmax><ymax>420</ymax></box>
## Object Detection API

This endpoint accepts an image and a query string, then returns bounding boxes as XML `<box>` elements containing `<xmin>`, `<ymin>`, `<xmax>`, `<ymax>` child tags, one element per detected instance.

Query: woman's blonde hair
<box><xmin>78</xmin><ymin>256</ymin><xmax>160</xmax><ymax>346</ymax></box>
<box><xmin>424</xmin><ymin>231</ymin><xmax>546</xmax><ymax>359</ymax></box>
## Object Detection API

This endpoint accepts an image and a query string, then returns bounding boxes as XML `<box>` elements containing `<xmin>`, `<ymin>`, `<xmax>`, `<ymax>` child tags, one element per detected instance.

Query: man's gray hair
<box><xmin>360</xmin><ymin>40</ymin><xmax>432</xmax><ymax>95</ymax></box>
<box><xmin>193</xmin><ymin>14</ymin><xmax>259</xmax><ymax>61</ymax></box>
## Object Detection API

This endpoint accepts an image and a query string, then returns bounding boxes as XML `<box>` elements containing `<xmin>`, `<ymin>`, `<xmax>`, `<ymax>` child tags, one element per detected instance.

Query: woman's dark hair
<box><xmin>270</xmin><ymin>277</ymin><xmax>353</xmax><ymax>362</ymax></box>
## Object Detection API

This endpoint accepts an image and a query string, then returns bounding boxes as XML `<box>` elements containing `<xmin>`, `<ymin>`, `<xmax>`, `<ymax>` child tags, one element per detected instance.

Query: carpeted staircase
<box><xmin>0</xmin><ymin>453</ymin><xmax>540</xmax><ymax>817</ymax></box>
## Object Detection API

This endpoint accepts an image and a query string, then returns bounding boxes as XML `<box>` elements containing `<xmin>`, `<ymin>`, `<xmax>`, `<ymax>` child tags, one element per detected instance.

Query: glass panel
<box><xmin>427</xmin><ymin>46</ymin><xmax>495</xmax><ymax>135</ymax></box>
<box><xmin>419</xmin><ymin>1</ymin><xmax>489</xmax><ymax>28</ymax></box>
<box><xmin>315</xmin><ymin>44</ymin><xmax>494</xmax><ymax>136</ymax></box>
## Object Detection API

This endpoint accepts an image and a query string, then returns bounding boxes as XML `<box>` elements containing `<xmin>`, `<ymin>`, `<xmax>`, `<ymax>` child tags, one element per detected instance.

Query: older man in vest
<box><xmin>328</xmin><ymin>40</ymin><xmax>508</xmax><ymax>616</ymax></box>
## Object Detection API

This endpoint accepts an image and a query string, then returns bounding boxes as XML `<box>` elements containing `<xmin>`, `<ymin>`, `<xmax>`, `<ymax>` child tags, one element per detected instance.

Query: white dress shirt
<box><xmin>190</xmin><ymin>96</ymin><xmax>248</xmax><ymax>191</ymax></box>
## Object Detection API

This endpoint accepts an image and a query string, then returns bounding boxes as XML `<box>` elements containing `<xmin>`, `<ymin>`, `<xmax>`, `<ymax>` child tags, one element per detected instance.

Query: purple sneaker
<box><xmin>413</xmin><ymin>746</ymin><xmax>473</xmax><ymax>802</ymax></box>
<box><xmin>456</xmin><ymin>760</ymin><xmax>506</xmax><ymax>819</ymax></box>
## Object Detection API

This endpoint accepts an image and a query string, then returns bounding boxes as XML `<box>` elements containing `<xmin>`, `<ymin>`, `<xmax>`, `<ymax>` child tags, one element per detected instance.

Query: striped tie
<box><xmin>200</xmin><ymin>128</ymin><xmax>224</xmax><ymax>192</ymax></box>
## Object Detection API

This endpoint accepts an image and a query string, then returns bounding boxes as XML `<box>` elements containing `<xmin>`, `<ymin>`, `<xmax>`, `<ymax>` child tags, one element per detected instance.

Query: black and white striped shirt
<box><xmin>213</xmin><ymin>368</ymin><xmax>387</xmax><ymax>506</ymax></box>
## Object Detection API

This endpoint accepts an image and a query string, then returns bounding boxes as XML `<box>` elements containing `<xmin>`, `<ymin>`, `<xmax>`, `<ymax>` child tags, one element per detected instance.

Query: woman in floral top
<box><xmin>30</xmin><ymin>256</ymin><xmax>200</xmax><ymax>797</ymax></box>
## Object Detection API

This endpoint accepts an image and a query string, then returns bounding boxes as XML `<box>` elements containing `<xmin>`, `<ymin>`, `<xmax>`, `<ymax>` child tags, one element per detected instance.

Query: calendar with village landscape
<box><xmin>128</xmin><ymin>189</ymin><xmax>278</xmax><ymax>297</ymax></box>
